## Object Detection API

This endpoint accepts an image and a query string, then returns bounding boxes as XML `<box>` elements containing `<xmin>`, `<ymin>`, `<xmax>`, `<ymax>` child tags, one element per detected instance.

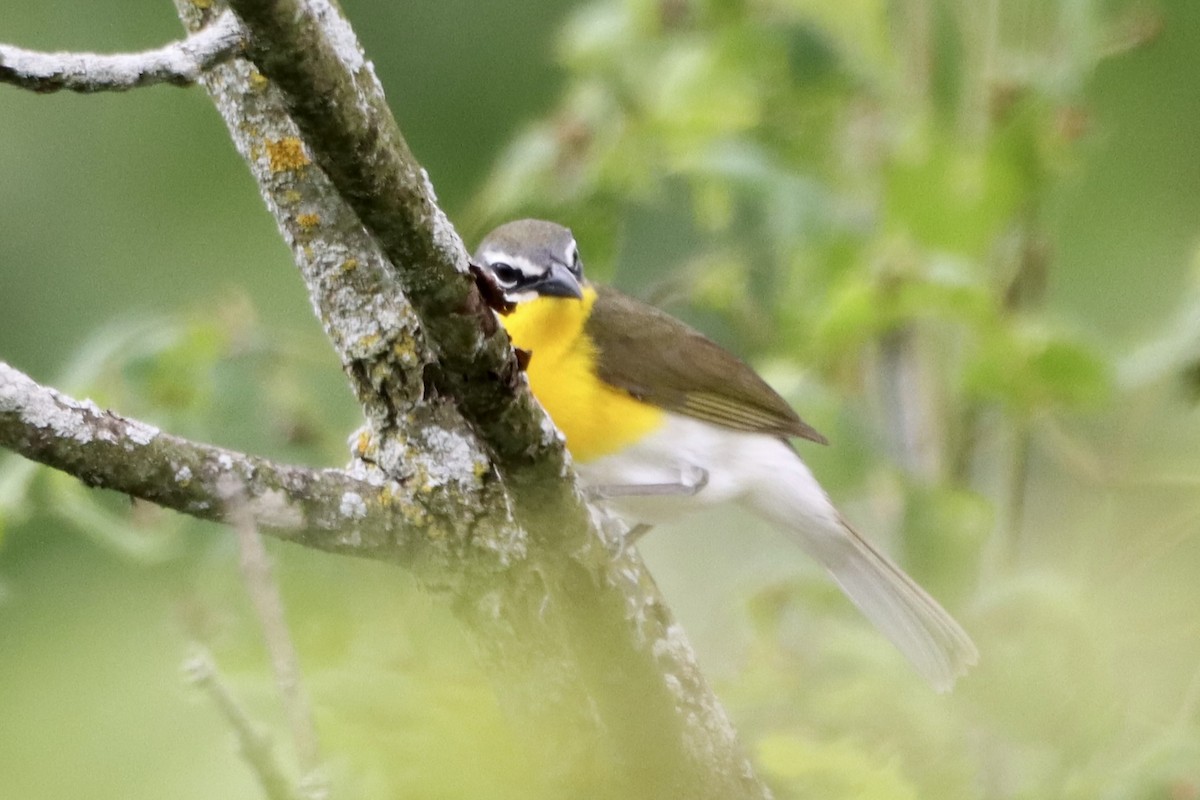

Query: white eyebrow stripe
<box><xmin>479</xmin><ymin>249</ymin><xmax>544</xmax><ymax>278</ymax></box>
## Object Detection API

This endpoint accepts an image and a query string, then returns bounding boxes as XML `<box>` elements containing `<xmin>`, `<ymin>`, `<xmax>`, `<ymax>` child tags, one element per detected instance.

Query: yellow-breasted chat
<box><xmin>474</xmin><ymin>218</ymin><xmax>977</xmax><ymax>691</ymax></box>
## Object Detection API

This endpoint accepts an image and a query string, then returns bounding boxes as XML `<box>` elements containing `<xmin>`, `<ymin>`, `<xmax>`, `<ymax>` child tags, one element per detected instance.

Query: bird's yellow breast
<box><xmin>500</xmin><ymin>286</ymin><xmax>664</xmax><ymax>463</ymax></box>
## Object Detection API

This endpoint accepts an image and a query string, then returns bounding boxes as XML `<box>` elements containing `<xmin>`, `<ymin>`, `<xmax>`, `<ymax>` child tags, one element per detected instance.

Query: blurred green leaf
<box><xmin>43</xmin><ymin>472</ymin><xmax>184</xmax><ymax>564</ymax></box>
<box><xmin>810</xmin><ymin>253</ymin><xmax>995</xmax><ymax>365</ymax></box>
<box><xmin>900</xmin><ymin>483</ymin><xmax>992</xmax><ymax>601</ymax></box>
<box><xmin>773</xmin><ymin>0</ymin><xmax>894</xmax><ymax>80</ymax></box>
<box><xmin>965</xmin><ymin>322</ymin><xmax>1112</xmax><ymax>411</ymax></box>
<box><xmin>885</xmin><ymin>133</ymin><xmax>1028</xmax><ymax>259</ymax></box>
<box><xmin>0</xmin><ymin>454</ymin><xmax>40</xmax><ymax>529</ymax></box>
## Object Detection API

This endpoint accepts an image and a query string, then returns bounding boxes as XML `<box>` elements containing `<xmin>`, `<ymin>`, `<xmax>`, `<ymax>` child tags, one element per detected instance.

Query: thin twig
<box><xmin>900</xmin><ymin>0</ymin><xmax>933</xmax><ymax>110</ymax></box>
<box><xmin>183</xmin><ymin>647</ymin><xmax>302</xmax><ymax>800</ymax></box>
<box><xmin>1003</xmin><ymin>422</ymin><xmax>1032</xmax><ymax>568</ymax></box>
<box><xmin>230</xmin><ymin>507</ymin><xmax>324</xmax><ymax>784</ymax></box>
<box><xmin>0</xmin><ymin>9</ymin><xmax>244</xmax><ymax>93</ymax></box>
<box><xmin>877</xmin><ymin>327</ymin><xmax>943</xmax><ymax>481</ymax></box>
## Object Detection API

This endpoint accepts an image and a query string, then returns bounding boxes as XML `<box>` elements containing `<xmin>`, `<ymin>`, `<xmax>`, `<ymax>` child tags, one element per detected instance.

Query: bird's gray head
<box><xmin>473</xmin><ymin>219</ymin><xmax>585</xmax><ymax>304</ymax></box>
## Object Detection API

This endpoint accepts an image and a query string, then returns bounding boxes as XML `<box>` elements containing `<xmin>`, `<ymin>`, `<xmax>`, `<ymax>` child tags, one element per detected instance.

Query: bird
<box><xmin>473</xmin><ymin>218</ymin><xmax>978</xmax><ymax>691</ymax></box>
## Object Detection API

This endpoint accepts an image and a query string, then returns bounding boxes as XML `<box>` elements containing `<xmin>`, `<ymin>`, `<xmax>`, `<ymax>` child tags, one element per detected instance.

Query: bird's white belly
<box><xmin>576</xmin><ymin>413</ymin><xmax>835</xmax><ymax>528</ymax></box>
<box><xmin>576</xmin><ymin>415</ymin><xmax>979</xmax><ymax>691</ymax></box>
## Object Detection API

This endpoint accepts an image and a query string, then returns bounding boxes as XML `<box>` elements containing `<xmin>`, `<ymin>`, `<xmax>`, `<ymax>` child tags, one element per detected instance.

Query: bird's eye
<box><xmin>567</xmin><ymin>241</ymin><xmax>583</xmax><ymax>277</ymax></box>
<box><xmin>490</xmin><ymin>262</ymin><xmax>522</xmax><ymax>285</ymax></box>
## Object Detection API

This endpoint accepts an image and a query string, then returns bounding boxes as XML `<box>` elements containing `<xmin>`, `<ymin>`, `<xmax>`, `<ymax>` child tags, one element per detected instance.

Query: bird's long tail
<box><xmin>747</xmin><ymin>460</ymin><xmax>978</xmax><ymax>691</ymax></box>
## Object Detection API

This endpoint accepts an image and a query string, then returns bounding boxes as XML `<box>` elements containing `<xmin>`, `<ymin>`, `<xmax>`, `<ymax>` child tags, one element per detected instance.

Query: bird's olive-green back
<box><xmin>585</xmin><ymin>285</ymin><xmax>828</xmax><ymax>444</ymax></box>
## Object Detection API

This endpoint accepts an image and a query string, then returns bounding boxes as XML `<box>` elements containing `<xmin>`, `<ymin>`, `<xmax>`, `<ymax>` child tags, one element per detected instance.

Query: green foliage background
<box><xmin>2</xmin><ymin>0</ymin><xmax>1200</xmax><ymax>798</ymax></box>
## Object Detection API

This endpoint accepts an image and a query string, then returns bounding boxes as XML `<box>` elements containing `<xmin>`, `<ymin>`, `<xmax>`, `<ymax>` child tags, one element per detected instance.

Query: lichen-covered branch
<box><xmin>172</xmin><ymin>2</ymin><xmax>514</xmax><ymax>560</ymax></box>
<box><xmin>215</xmin><ymin>0</ymin><xmax>565</xmax><ymax>475</ymax></box>
<box><xmin>0</xmin><ymin>9</ymin><xmax>244</xmax><ymax>93</ymax></box>
<box><xmin>0</xmin><ymin>360</ymin><xmax>421</xmax><ymax>560</ymax></box>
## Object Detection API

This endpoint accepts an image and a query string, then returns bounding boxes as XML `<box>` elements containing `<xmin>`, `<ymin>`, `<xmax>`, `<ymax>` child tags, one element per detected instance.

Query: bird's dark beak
<box><xmin>535</xmin><ymin>262</ymin><xmax>584</xmax><ymax>300</ymax></box>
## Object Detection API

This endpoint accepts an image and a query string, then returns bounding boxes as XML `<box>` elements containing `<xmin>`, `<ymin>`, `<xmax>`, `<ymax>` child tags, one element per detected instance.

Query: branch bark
<box><xmin>211</xmin><ymin>0</ymin><xmax>570</xmax><ymax>476</ymax></box>
<box><xmin>0</xmin><ymin>10</ymin><xmax>244</xmax><ymax>93</ymax></box>
<box><xmin>0</xmin><ymin>361</ymin><xmax>431</xmax><ymax>561</ymax></box>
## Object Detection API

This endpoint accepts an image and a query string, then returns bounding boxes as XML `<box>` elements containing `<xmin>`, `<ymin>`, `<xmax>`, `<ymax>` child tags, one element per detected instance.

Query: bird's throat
<box><xmin>500</xmin><ymin>287</ymin><xmax>664</xmax><ymax>462</ymax></box>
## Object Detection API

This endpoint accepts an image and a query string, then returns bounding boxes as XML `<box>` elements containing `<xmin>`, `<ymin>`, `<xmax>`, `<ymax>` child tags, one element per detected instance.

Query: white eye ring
<box><xmin>565</xmin><ymin>239</ymin><xmax>580</xmax><ymax>273</ymax></box>
<box><xmin>490</xmin><ymin>262</ymin><xmax>522</xmax><ymax>285</ymax></box>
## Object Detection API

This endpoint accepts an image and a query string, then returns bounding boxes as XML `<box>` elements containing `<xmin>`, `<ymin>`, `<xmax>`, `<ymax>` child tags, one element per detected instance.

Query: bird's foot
<box><xmin>586</xmin><ymin>465</ymin><xmax>709</xmax><ymax>500</ymax></box>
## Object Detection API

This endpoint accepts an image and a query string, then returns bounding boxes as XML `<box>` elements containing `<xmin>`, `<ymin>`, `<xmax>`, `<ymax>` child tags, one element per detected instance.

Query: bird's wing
<box><xmin>585</xmin><ymin>285</ymin><xmax>828</xmax><ymax>444</ymax></box>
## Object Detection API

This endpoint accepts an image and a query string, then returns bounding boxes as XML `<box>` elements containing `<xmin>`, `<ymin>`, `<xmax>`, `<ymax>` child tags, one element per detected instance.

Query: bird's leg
<box><xmin>625</xmin><ymin>523</ymin><xmax>654</xmax><ymax>544</ymax></box>
<box><xmin>586</xmin><ymin>465</ymin><xmax>705</xmax><ymax>556</ymax></box>
<box><xmin>603</xmin><ymin>522</ymin><xmax>656</xmax><ymax>561</ymax></box>
<box><xmin>585</xmin><ymin>464</ymin><xmax>709</xmax><ymax>500</ymax></box>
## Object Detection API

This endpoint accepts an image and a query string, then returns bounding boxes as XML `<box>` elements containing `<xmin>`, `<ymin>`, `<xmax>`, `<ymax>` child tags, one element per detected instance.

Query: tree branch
<box><xmin>0</xmin><ymin>9</ymin><xmax>244</xmax><ymax>93</ymax></box>
<box><xmin>167</xmin><ymin>2</ymin><xmax>771</xmax><ymax>796</ymax></box>
<box><xmin>214</xmin><ymin>0</ymin><xmax>563</xmax><ymax>474</ymax></box>
<box><xmin>0</xmin><ymin>360</ymin><xmax>431</xmax><ymax>562</ymax></box>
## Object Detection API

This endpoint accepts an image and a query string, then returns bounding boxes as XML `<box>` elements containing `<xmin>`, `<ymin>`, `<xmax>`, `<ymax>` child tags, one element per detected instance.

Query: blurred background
<box><xmin>2</xmin><ymin>0</ymin><xmax>1200</xmax><ymax>797</ymax></box>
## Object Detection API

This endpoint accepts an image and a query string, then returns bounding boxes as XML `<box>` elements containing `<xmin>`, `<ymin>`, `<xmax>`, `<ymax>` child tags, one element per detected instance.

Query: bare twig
<box><xmin>877</xmin><ymin>327</ymin><xmax>944</xmax><ymax>481</ymax></box>
<box><xmin>1003</xmin><ymin>422</ymin><xmax>1032</xmax><ymax>568</ymax></box>
<box><xmin>184</xmin><ymin>648</ymin><xmax>302</xmax><ymax>800</ymax></box>
<box><xmin>0</xmin><ymin>10</ymin><xmax>244</xmax><ymax>93</ymax></box>
<box><xmin>231</xmin><ymin>510</ymin><xmax>324</xmax><ymax>782</ymax></box>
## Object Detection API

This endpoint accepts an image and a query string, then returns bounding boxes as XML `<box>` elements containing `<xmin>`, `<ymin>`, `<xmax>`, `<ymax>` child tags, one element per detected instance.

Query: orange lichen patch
<box><xmin>265</xmin><ymin>137</ymin><xmax>311</xmax><ymax>172</ymax></box>
<box><xmin>341</xmin><ymin>258</ymin><xmax>359</xmax><ymax>272</ymax></box>
<box><xmin>296</xmin><ymin>213</ymin><xmax>321</xmax><ymax>231</ymax></box>
<box><xmin>282</xmin><ymin>189</ymin><xmax>302</xmax><ymax>205</ymax></box>
<box><xmin>352</xmin><ymin>430</ymin><xmax>373</xmax><ymax>458</ymax></box>
<box><xmin>191</xmin><ymin>0</ymin><xmax>213</xmax><ymax>9</ymax></box>
<box><xmin>248</xmin><ymin>71</ymin><xmax>269</xmax><ymax>93</ymax></box>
